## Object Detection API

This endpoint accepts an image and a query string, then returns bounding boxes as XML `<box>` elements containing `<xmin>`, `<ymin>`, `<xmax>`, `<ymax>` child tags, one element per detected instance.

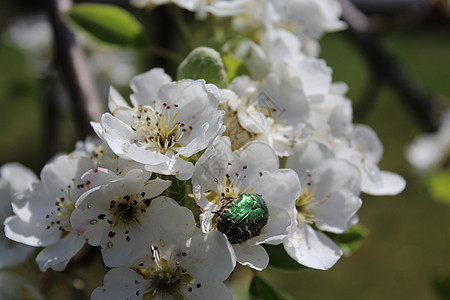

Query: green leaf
<box><xmin>222</xmin><ymin>54</ymin><xmax>250</xmax><ymax>82</ymax></box>
<box><xmin>178</xmin><ymin>47</ymin><xmax>228</xmax><ymax>88</ymax></box>
<box><xmin>264</xmin><ymin>244</ymin><xmax>307</xmax><ymax>271</ymax></box>
<box><xmin>433</xmin><ymin>271</ymin><xmax>450</xmax><ymax>300</ymax></box>
<box><xmin>326</xmin><ymin>224</ymin><xmax>368</xmax><ymax>256</ymax></box>
<box><xmin>67</xmin><ymin>4</ymin><xmax>148</xmax><ymax>47</ymax></box>
<box><xmin>426</xmin><ymin>171</ymin><xmax>450</xmax><ymax>206</ymax></box>
<box><xmin>249</xmin><ymin>275</ymin><xmax>286</xmax><ymax>300</ymax></box>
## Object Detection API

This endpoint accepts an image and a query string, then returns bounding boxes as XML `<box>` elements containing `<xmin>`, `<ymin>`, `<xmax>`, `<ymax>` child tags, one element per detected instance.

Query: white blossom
<box><xmin>333</xmin><ymin>125</ymin><xmax>406</xmax><ymax>196</ymax></box>
<box><xmin>267</xmin><ymin>0</ymin><xmax>347</xmax><ymax>40</ymax></box>
<box><xmin>72</xmin><ymin>136</ymin><xmax>147</xmax><ymax>177</ymax></box>
<box><xmin>0</xmin><ymin>163</ymin><xmax>37</xmax><ymax>268</ymax></box>
<box><xmin>4</xmin><ymin>155</ymin><xmax>93</xmax><ymax>271</ymax></box>
<box><xmin>193</xmin><ymin>137</ymin><xmax>300</xmax><ymax>270</ymax></box>
<box><xmin>92</xmin><ymin>68</ymin><xmax>225</xmax><ymax>180</ymax></box>
<box><xmin>284</xmin><ymin>139</ymin><xmax>362</xmax><ymax>269</ymax></box>
<box><xmin>92</xmin><ymin>202</ymin><xmax>235</xmax><ymax>299</ymax></box>
<box><xmin>406</xmin><ymin>109</ymin><xmax>450</xmax><ymax>172</ymax></box>
<box><xmin>131</xmin><ymin>0</ymin><xmax>249</xmax><ymax>19</ymax></box>
<box><xmin>71</xmin><ymin>168</ymin><xmax>171</xmax><ymax>267</ymax></box>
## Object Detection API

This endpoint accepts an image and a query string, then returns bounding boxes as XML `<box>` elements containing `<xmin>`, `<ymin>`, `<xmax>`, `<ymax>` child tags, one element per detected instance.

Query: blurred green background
<box><xmin>0</xmin><ymin>2</ymin><xmax>449</xmax><ymax>300</ymax></box>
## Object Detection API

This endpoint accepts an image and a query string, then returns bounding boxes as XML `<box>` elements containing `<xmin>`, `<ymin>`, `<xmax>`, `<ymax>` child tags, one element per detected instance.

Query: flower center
<box><xmin>206</xmin><ymin>165</ymin><xmax>254</xmax><ymax>207</ymax></box>
<box><xmin>45</xmin><ymin>188</ymin><xmax>77</xmax><ymax>237</ymax></box>
<box><xmin>295</xmin><ymin>188</ymin><xmax>316</xmax><ymax>224</ymax></box>
<box><xmin>131</xmin><ymin>105</ymin><xmax>192</xmax><ymax>155</ymax></box>
<box><xmin>85</xmin><ymin>144</ymin><xmax>104</xmax><ymax>165</ymax></box>
<box><xmin>101</xmin><ymin>192</ymin><xmax>152</xmax><ymax>227</ymax></box>
<box><xmin>135</xmin><ymin>246</ymin><xmax>201</xmax><ymax>299</ymax></box>
<box><xmin>220</xmin><ymin>104</ymin><xmax>256</xmax><ymax>151</ymax></box>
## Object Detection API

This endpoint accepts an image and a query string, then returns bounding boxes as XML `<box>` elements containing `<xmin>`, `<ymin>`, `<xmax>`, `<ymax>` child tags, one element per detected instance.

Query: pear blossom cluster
<box><xmin>1</xmin><ymin>0</ymin><xmax>406</xmax><ymax>299</ymax></box>
<box><xmin>132</xmin><ymin>0</ymin><xmax>346</xmax><ymax>56</ymax></box>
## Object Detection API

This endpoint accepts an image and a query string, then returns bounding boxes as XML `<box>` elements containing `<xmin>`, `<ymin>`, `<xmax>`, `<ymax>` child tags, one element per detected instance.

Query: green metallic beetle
<box><xmin>217</xmin><ymin>193</ymin><xmax>269</xmax><ymax>244</ymax></box>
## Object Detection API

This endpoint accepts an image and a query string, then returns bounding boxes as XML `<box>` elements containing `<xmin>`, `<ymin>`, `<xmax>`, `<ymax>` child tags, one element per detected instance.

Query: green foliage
<box><xmin>264</xmin><ymin>244</ymin><xmax>307</xmax><ymax>271</ymax></box>
<box><xmin>326</xmin><ymin>224</ymin><xmax>368</xmax><ymax>257</ymax></box>
<box><xmin>433</xmin><ymin>271</ymin><xmax>450</xmax><ymax>300</ymax></box>
<box><xmin>67</xmin><ymin>4</ymin><xmax>148</xmax><ymax>47</ymax></box>
<box><xmin>426</xmin><ymin>171</ymin><xmax>450</xmax><ymax>206</ymax></box>
<box><xmin>178</xmin><ymin>47</ymin><xmax>228</xmax><ymax>88</ymax></box>
<box><xmin>160</xmin><ymin>175</ymin><xmax>191</xmax><ymax>206</ymax></box>
<box><xmin>222</xmin><ymin>54</ymin><xmax>250</xmax><ymax>82</ymax></box>
<box><xmin>249</xmin><ymin>275</ymin><xmax>286</xmax><ymax>300</ymax></box>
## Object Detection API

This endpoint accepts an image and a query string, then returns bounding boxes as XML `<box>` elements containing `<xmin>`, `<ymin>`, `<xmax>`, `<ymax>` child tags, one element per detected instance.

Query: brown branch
<box><xmin>339</xmin><ymin>0</ymin><xmax>442</xmax><ymax>132</ymax></box>
<box><xmin>48</xmin><ymin>0</ymin><xmax>104</xmax><ymax>139</ymax></box>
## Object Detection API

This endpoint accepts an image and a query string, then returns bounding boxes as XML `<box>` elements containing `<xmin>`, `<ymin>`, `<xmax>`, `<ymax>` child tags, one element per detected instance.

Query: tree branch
<box><xmin>339</xmin><ymin>0</ymin><xmax>442</xmax><ymax>132</ymax></box>
<box><xmin>48</xmin><ymin>0</ymin><xmax>104</xmax><ymax>139</ymax></box>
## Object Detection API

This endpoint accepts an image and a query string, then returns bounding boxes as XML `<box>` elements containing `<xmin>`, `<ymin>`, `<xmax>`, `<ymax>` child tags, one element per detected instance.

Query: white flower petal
<box><xmin>148</xmin><ymin>204</ymin><xmax>196</xmax><ymax>248</ymax></box>
<box><xmin>100</xmin><ymin>229</ymin><xmax>135</xmax><ymax>267</ymax></box>
<box><xmin>70</xmin><ymin>208</ymin><xmax>105</xmax><ymax>245</ymax></box>
<box><xmin>0</xmin><ymin>162</ymin><xmax>37</xmax><ymax>192</ymax></box>
<box><xmin>173</xmin><ymin>156</ymin><xmax>194</xmax><ymax>180</ymax></box>
<box><xmin>192</xmin><ymin>136</ymin><xmax>232</xmax><ymax>192</ymax></box>
<box><xmin>310</xmin><ymin>159</ymin><xmax>361</xmax><ymax>200</ymax></box>
<box><xmin>296</xmin><ymin>57</ymin><xmax>332</xmax><ymax>97</ymax></box>
<box><xmin>146</xmin><ymin>195</ymin><xmax>179</xmax><ymax>212</ymax></box>
<box><xmin>10</xmin><ymin>184</ymin><xmax>55</xmax><ymax>226</ymax></box>
<box><xmin>183</xmin><ymin>230</ymin><xmax>235</xmax><ymax>282</ymax></box>
<box><xmin>182</xmin><ymin>281</ymin><xmax>233</xmax><ymax>300</ymax></box>
<box><xmin>255</xmin><ymin>205</ymin><xmax>291</xmax><ymax>245</ymax></box>
<box><xmin>351</xmin><ymin>124</ymin><xmax>384</xmax><ymax>164</ymax></box>
<box><xmin>35</xmin><ymin>233</ymin><xmax>85</xmax><ymax>271</ymax></box>
<box><xmin>228</xmin><ymin>141</ymin><xmax>279</xmax><ymax>189</ymax></box>
<box><xmin>4</xmin><ymin>215</ymin><xmax>59</xmax><ymax>247</ymax></box>
<box><xmin>92</xmin><ymin>267</ymin><xmax>145</xmax><ymax>300</ymax></box>
<box><xmin>130</xmin><ymin>67</ymin><xmax>172</xmax><ymax>107</ymax></box>
<box><xmin>284</xmin><ymin>222</ymin><xmax>342</xmax><ymax>270</ymax></box>
<box><xmin>100</xmin><ymin>113</ymin><xmax>139</xmax><ymax>158</ymax></box>
<box><xmin>362</xmin><ymin>170</ymin><xmax>406</xmax><ymax>196</ymax></box>
<box><xmin>81</xmin><ymin>167</ymin><xmax>118</xmax><ymax>190</ymax></box>
<box><xmin>141</xmin><ymin>178</ymin><xmax>172</xmax><ymax>199</ymax></box>
<box><xmin>253</xmin><ymin>169</ymin><xmax>300</xmax><ymax>209</ymax></box>
<box><xmin>206</xmin><ymin>0</ymin><xmax>247</xmax><ymax>17</ymax></box>
<box><xmin>237</xmin><ymin>110</ymin><xmax>269</xmax><ymax>134</ymax></box>
<box><xmin>405</xmin><ymin>134</ymin><xmax>445</xmax><ymax>171</ymax></box>
<box><xmin>124</xmin><ymin>143</ymin><xmax>170</xmax><ymax>166</ymax></box>
<box><xmin>313</xmin><ymin>190</ymin><xmax>362</xmax><ymax>233</ymax></box>
<box><xmin>233</xmin><ymin>243</ymin><xmax>269</xmax><ymax>271</ymax></box>
<box><xmin>287</xmin><ymin>139</ymin><xmax>334</xmax><ymax>180</ymax></box>
<box><xmin>40</xmin><ymin>155</ymin><xmax>93</xmax><ymax>197</ymax></box>
<box><xmin>108</xmin><ymin>86</ymin><xmax>129</xmax><ymax>112</ymax></box>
